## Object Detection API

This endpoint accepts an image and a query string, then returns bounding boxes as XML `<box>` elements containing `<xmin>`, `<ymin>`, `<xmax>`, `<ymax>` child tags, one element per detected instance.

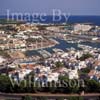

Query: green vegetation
<box><xmin>58</xmin><ymin>75</ymin><xmax>69</xmax><ymax>81</ymax></box>
<box><xmin>37</xmin><ymin>25</ymin><xmax>46</xmax><ymax>30</ymax></box>
<box><xmin>26</xmin><ymin>38</ymin><xmax>37</xmax><ymax>43</ymax></box>
<box><xmin>79</xmin><ymin>53</ymin><xmax>93</xmax><ymax>61</ymax></box>
<box><xmin>0</xmin><ymin>19</ymin><xmax>25</xmax><ymax>24</ymax></box>
<box><xmin>84</xmin><ymin>79</ymin><xmax>100</xmax><ymax>93</ymax></box>
<box><xmin>0</xmin><ymin>74</ymin><xmax>100</xmax><ymax>94</ymax></box>
<box><xmin>68</xmin><ymin>96</ymin><xmax>84</xmax><ymax>100</ymax></box>
<box><xmin>78</xmin><ymin>67</ymin><xmax>91</xmax><ymax>78</ymax></box>
<box><xmin>81</xmin><ymin>67</ymin><xmax>91</xmax><ymax>74</ymax></box>
<box><xmin>0</xmin><ymin>50</ymin><xmax>10</xmax><ymax>58</ymax></box>
<box><xmin>21</xmin><ymin>95</ymin><xmax>32</xmax><ymax>100</ymax></box>
<box><xmin>26</xmin><ymin>38</ymin><xmax>42</xmax><ymax>43</ymax></box>
<box><xmin>0</xmin><ymin>25</ymin><xmax>16</xmax><ymax>32</ymax></box>
<box><xmin>0</xmin><ymin>75</ymin><xmax>13</xmax><ymax>93</ymax></box>
<box><xmin>36</xmin><ymin>97</ymin><xmax>48</xmax><ymax>100</ymax></box>
<box><xmin>55</xmin><ymin>61</ymin><xmax>64</xmax><ymax>68</ymax></box>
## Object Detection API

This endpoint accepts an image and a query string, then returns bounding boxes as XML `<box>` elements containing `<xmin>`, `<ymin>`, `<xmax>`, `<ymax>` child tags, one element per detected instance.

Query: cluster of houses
<box><xmin>0</xmin><ymin>29</ymin><xmax>55</xmax><ymax>52</ymax></box>
<box><xmin>0</xmin><ymin>23</ymin><xmax>100</xmax><ymax>83</ymax></box>
<box><xmin>7</xmin><ymin>45</ymin><xmax>100</xmax><ymax>83</ymax></box>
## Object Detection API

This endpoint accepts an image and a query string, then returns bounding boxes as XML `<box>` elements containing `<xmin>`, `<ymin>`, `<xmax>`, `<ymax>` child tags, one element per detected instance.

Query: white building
<box><xmin>74</xmin><ymin>24</ymin><xmax>92</xmax><ymax>32</ymax></box>
<box><xmin>0</xmin><ymin>56</ymin><xmax>6</xmax><ymax>64</ymax></box>
<box><xmin>48</xmin><ymin>72</ymin><xmax>59</xmax><ymax>82</ymax></box>
<box><xmin>31</xmin><ymin>35</ymin><xmax>43</xmax><ymax>39</ymax></box>
<box><xmin>68</xmin><ymin>70</ymin><xmax>79</xmax><ymax>79</ymax></box>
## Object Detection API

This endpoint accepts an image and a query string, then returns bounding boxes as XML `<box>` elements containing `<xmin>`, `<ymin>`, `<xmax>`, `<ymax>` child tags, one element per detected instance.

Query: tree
<box><xmin>81</xmin><ymin>67</ymin><xmax>91</xmax><ymax>74</ymax></box>
<box><xmin>21</xmin><ymin>95</ymin><xmax>32</xmax><ymax>100</ymax></box>
<box><xmin>79</xmin><ymin>53</ymin><xmax>93</xmax><ymax>61</ymax></box>
<box><xmin>57</xmin><ymin>97</ymin><xmax>67</xmax><ymax>100</ymax></box>
<box><xmin>58</xmin><ymin>75</ymin><xmax>69</xmax><ymax>81</ymax></box>
<box><xmin>37</xmin><ymin>97</ymin><xmax>48</xmax><ymax>100</ymax></box>
<box><xmin>85</xmin><ymin>79</ymin><xmax>100</xmax><ymax>93</ymax></box>
<box><xmin>0</xmin><ymin>50</ymin><xmax>10</xmax><ymax>58</ymax></box>
<box><xmin>0</xmin><ymin>75</ymin><xmax>13</xmax><ymax>93</ymax></box>
<box><xmin>37</xmin><ymin>25</ymin><xmax>46</xmax><ymax>30</ymax></box>
<box><xmin>69</xmin><ymin>96</ymin><xmax>84</xmax><ymax>100</ymax></box>
<box><xmin>55</xmin><ymin>61</ymin><xmax>64</xmax><ymax>68</ymax></box>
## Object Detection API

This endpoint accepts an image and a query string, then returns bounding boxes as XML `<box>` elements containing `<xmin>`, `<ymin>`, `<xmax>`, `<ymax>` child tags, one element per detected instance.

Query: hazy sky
<box><xmin>0</xmin><ymin>0</ymin><xmax>100</xmax><ymax>15</ymax></box>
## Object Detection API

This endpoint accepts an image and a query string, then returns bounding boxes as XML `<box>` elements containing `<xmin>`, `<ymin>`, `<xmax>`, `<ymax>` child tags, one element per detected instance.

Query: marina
<box><xmin>0</xmin><ymin>0</ymin><xmax>100</xmax><ymax>98</ymax></box>
<box><xmin>26</xmin><ymin>38</ymin><xmax>100</xmax><ymax>57</ymax></box>
<box><xmin>38</xmin><ymin>50</ymin><xmax>52</xmax><ymax>58</ymax></box>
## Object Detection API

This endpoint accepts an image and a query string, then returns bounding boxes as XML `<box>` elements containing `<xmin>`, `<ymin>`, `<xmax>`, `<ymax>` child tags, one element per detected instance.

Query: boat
<box><xmin>53</xmin><ymin>48</ymin><xmax>64</xmax><ymax>53</ymax></box>
<box><xmin>66</xmin><ymin>40</ymin><xmax>74</xmax><ymax>43</ymax></box>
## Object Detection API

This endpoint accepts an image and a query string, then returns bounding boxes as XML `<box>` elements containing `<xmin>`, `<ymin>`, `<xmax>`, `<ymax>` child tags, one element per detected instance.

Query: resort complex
<box><xmin>0</xmin><ymin>23</ymin><xmax>100</xmax><ymax>98</ymax></box>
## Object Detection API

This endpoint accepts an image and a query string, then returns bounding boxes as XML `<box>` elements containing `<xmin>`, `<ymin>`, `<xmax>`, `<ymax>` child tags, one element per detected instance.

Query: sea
<box><xmin>0</xmin><ymin>15</ymin><xmax>100</xmax><ymax>26</ymax></box>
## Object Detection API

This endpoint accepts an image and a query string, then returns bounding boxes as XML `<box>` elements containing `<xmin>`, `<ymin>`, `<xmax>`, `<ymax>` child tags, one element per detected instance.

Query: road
<box><xmin>0</xmin><ymin>93</ymin><xmax>100</xmax><ymax>100</ymax></box>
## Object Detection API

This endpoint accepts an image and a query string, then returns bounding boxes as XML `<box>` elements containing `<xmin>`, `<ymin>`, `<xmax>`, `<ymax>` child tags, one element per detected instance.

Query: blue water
<box><xmin>26</xmin><ymin>38</ymin><xmax>78</xmax><ymax>56</ymax></box>
<box><xmin>0</xmin><ymin>15</ymin><xmax>100</xmax><ymax>26</ymax></box>
<box><xmin>26</xmin><ymin>38</ymin><xmax>100</xmax><ymax>56</ymax></box>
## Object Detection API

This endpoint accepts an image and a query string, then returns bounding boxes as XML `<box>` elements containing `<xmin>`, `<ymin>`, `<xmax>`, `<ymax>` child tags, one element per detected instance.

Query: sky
<box><xmin>0</xmin><ymin>0</ymin><xmax>100</xmax><ymax>15</ymax></box>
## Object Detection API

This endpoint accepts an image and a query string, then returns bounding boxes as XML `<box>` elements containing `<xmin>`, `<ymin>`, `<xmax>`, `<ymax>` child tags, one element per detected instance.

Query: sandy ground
<box><xmin>8</xmin><ymin>51</ymin><xmax>26</xmax><ymax>59</ymax></box>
